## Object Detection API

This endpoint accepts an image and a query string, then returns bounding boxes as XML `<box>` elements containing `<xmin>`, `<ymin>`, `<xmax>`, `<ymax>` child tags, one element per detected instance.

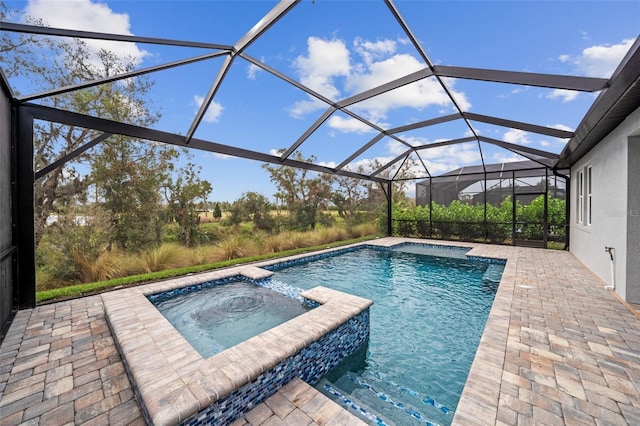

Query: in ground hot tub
<box><xmin>150</xmin><ymin>281</ymin><xmax>314</xmax><ymax>358</ymax></box>
<box><xmin>102</xmin><ymin>264</ymin><xmax>371</xmax><ymax>426</ymax></box>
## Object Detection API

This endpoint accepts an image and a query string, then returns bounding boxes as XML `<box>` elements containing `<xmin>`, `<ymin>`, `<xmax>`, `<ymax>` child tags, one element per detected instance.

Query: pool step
<box><xmin>320</xmin><ymin>373</ymin><xmax>451</xmax><ymax>426</ymax></box>
<box><xmin>482</xmin><ymin>264</ymin><xmax>505</xmax><ymax>284</ymax></box>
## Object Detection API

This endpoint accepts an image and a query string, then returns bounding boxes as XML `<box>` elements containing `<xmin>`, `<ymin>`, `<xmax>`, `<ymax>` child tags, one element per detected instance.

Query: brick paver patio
<box><xmin>1</xmin><ymin>238</ymin><xmax>639</xmax><ymax>425</ymax></box>
<box><xmin>0</xmin><ymin>296</ymin><xmax>144</xmax><ymax>425</ymax></box>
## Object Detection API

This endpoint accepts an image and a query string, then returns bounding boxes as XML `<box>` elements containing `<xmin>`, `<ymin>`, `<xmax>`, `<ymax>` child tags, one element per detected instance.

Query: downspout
<box><xmin>604</xmin><ymin>247</ymin><xmax>616</xmax><ymax>290</ymax></box>
<box><xmin>552</xmin><ymin>169</ymin><xmax>570</xmax><ymax>250</ymax></box>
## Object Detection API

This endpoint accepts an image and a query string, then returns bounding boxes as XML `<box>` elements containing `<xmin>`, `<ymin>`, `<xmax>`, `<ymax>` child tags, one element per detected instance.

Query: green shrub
<box><xmin>390</xmin><ymin>194</ymin><xmax>566</xmax><ymax>244</ymax></box>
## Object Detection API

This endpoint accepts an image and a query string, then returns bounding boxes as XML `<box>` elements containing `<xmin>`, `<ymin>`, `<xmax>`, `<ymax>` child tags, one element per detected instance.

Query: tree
<box><xmin>363</xmin><ymin>156</ymin><xmax>418</xmax><ymax>233</ymax></box>
<box><xmin>331</xmin><ymin>165</ymin><xmax>369</xmax><ymax>224</ymax></box>
<box><xmin>91</xmin><ymin>138</ymin><xmax>171</xmax><ymax>251</ymax></box>
<box><xmin>1</xmin><ymin>5</ymin><xmax>213</xmax><ymax>255</ymax></box>
<box><xmin>213</xmin><ymin>203</ymin><xmax>222</xmax><ymax>220</ymax></box>
<box><xmin>228</xmin><ymin>192</ymin><xmax>275</xmax><ymax>232</ymax></box>
<box><xmin>0</xmin><ymin>5</ymin><xmax>44</xmax><ymax>77</ymax></box>
<box><xmin>0</xmin><ymin>6</ymin><xmax>163</xmax><ymax>247</ymax></box>
<box><xmin>162</xmin><ymin>162</ymin><xmax>212</xmax><ymax>247</ymax></box>
<box><xmin>262</xmin><ymin>150</ymin><xmax>333</xmax><ymax>230</ymax></box>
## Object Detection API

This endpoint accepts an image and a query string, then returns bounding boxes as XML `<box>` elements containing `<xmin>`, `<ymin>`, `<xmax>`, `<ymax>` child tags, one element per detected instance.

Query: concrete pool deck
<box><xmin>1</xmin><ymin>237</ymin><xmax>640</xmax><ymax>425</ymax></box>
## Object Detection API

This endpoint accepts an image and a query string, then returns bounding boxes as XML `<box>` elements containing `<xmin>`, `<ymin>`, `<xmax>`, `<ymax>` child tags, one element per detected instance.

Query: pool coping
<box><xmin>101</xmin><ymin>264</ymin><xmax>373</xmax><ymax>426</ymax></box>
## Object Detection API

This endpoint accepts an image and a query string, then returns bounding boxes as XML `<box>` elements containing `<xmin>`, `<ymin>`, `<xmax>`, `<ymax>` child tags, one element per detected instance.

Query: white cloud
<box><xmin>287</xmin><ymin>37</ymin><xmax>351</xmax><ymax>117</ymax></box>
<box><xmin>400</xmin><ymin>135</ymin><xmax>430</xmax><ymax>147</ymax></box>
<box><xmin>289</xmin><ymin>97</ymin><xmax>327</xmax><ymax>118</ymax></box>
<box><xmin>194</xmin><ymin>95</ymin><xmax>223</xmax><ymax>123</ymax></box>
<box><xmin>343</xmin><ymin>141</ymin><xmax>481</xmax><ymax>178</ymax></box>
<box><xmin>247</xmin><ymin>63</ymin><xmax>261</xmax><ymax>80</ymax></box>
<box><xmin>387</xmin><ymin>140</ymin><xmax>410</xmax><ymax>155</ymax></box>
<box><xmin>563</xmin><ymin>38</ymin><xmax>635</xmax><ymax>78</ymax></box>
<box><xmin>503</xmin><ymin>128</ymin><xmax>530</xmax><ymax>145</ymax></box>
<box><xmin>545</xmin><ymin>89</ymin><xmax>579</xmax><ymax>103</ymax></box>
<box><xmin>420</xmin><ymin>143</ymin><xmax>480</xmax><ymax>162</ymax></box>
<box><xmin>347</xmin><ymin>54</ymin><xmax>468</xmax><ymax>117</ymax></box>
<box><xmin>317</xmin><ymin>161</ymin><xmax>337</xmax><ymax>168</ymax></box>
<box><xmin>344</xmin><ymin>156</ymin><xmax>393</xmax><ymax>175</ymax></box>
<box><xmin>293</xmin><ymin>36</ymin><xmax>350</xmax><ymax>99</ymax></box>
<box><xmin>352</xmin><ymin>143</ymin><xmax>481</xmax><ymax>176</ymax></box>
<box><xmin>493</xmin><ymin>153</ymin><xmax>523</xmax><ymax>163</ymax></box>
<box><xmin>353</xmin><ymin>37</ymin><xmax>396</xmax><ymax>64</ymax></box>
<box><xmin>497</xmin><ymin>86</ymin><xmax>528</xmax><ymax>99</ymax></box>
<box><xmin>538</xmin><ymin>124</ymin><xmax>573</xmax><ymax>148</ymax></box>
<box><xmin>549</xmin><ymin>123</ymin><xmax>574</xmax><ymax>132</ymax></box>
<box><xmin>24</xmin><ymin>0</ymin><xmax>148</xmax><ymax>65</ymax></box>
<box><xmin>290</xmin><ymin>35</ymin><xmax>470</xmax><ymax>128</ymax></box>
<box><xmin>421</xmin><ymin>144</ymin><xmax>481</xmax><ymax>175</ymax></box>
<box><xmin>327</xmin><ymin>116</ymin><xmax>374</xmax><ymax>134</ymax></box>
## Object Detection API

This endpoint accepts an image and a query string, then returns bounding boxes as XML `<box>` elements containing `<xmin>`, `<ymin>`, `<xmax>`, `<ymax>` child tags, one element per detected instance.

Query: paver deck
<box><xmin>1</xmin><ymin>238</ymin><xmax>640</xmax><ymax>425</ymax></box>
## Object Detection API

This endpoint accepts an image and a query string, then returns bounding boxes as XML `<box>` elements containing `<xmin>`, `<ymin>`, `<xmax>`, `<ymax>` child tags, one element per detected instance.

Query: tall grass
<box><xmin>350</xmin><ymin>223</ymin><xmax>378</xmax><ymax>238</ymax></box>
<box><xmin>72</xmin><ymin>250</ymin><xmax>120</xmax><ymax>283</ymax></box>
<box><xmin>138</xmin><ymin>243</ymin><xmax>187</xmax><ymax>273</ymax></box>
<box><xmin>36</xmin><ymin>224</ymin><xmax>381</xmax><ymax>292</ymax></box>
<box><xmin>214</xmin><ymin>235</ymin><xmax>254</xmax><ymax>261</ymax></box>
<box><xmin>190</xmin><ymin>245</ymin><xmax>214</xmax><ymax>265</ymax></box>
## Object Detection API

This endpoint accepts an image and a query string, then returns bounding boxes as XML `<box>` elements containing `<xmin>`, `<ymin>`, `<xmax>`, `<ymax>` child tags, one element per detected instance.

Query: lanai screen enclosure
<box><xmin>1</xmin><ymin>0</ymin><xmax>639</xmax><ymax>333</ymax></box>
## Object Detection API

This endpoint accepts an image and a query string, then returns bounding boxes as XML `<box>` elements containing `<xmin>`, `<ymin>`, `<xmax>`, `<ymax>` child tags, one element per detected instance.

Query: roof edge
<box><xmin>556</xmin><ymin>36</ymin><xmax>640</xmax><ymax>169</ymax></box>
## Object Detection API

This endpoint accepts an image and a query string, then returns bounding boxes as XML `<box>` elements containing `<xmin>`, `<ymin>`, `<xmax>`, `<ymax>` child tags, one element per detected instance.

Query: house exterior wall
<box><xmin>626</xmin><ymin>134</ymin><xmax>640</xmax><ymax>302</ymax></box>
<box><xmin>570</xmin><ymin>106</ymin><xmax>640</xmax><ymax>302</ymax></box>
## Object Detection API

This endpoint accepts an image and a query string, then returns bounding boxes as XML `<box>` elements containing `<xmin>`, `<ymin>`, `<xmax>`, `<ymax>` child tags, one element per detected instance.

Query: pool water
<box><xmin>271</xmin><ymin>246</ymin><xmax>502</xmax><ymax>426</ymax></box>
<box><xmin>153</xmin><ymin>281</ymin><xmax>312</xmax><ymax>358</ymax></box>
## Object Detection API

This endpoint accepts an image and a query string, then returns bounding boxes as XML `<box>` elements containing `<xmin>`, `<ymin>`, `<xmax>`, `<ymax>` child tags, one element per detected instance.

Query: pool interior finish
<box><xmin>268</xmin><ymin>244</ymin><xmax>504</xmax><ymax>426</ymax></box>
<box><xmin>152</xmin><ymin>281</ymin><xmax>313</xmax><ymax>358</ymax></box>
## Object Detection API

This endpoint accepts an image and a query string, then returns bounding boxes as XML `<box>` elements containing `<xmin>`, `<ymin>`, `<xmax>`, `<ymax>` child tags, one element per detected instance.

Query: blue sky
<box><xmin>4</xmin><ymin>0</ymin><xmax>640</xmax><ymax>202</ymax></box>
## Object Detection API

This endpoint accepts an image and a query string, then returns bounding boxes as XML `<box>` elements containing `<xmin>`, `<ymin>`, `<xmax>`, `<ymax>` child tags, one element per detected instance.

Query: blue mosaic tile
<box><xmin>146</xmin><ymin>273</ymin><xmax>305</xmax><ymax>305</ymax></box>
<box><xmin>467</xmin><ymin>255</ymin><xmax>507</xmax><ymax>265</ymax></box>
<box><xmin>392</xmin><ymin>241</ymin><xmax>472</xmax><ymax>253</ymax></box>
<box><xmin>262</xmin><ymin>245</ymin><xmax>372</xmax><ymax>271</ymax></box>
<box><xmin>181</xmin><ymin>309</ymin><xmax>370</xmax><ymax>426</ymax></box>
<box><xmin>146</xmin><ymin>275</ymin><xmax>244</xmax><ymax>304</ymax></box>
<box><xmin>263</xmin><ymin>241</ymin><xmax>505</xmax><ymax>273</ymax></box>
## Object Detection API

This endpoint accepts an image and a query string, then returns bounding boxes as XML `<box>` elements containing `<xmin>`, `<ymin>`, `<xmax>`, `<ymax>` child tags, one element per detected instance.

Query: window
<box><xmin>586</xmin><ymin>166</ymin><xmax>592</xmax><ymax>225</ymax></box>
<box><xmin>577</xmin><ymin>170</ymin><xmax>584</xmax><ymax>224</ymax></box>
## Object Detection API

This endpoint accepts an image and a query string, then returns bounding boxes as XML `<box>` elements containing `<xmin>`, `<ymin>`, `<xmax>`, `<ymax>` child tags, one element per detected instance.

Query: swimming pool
<box><xmin>267</xmin><ymin>244</ymin><xmax>503</xmax><ymax>426</ymax></box>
